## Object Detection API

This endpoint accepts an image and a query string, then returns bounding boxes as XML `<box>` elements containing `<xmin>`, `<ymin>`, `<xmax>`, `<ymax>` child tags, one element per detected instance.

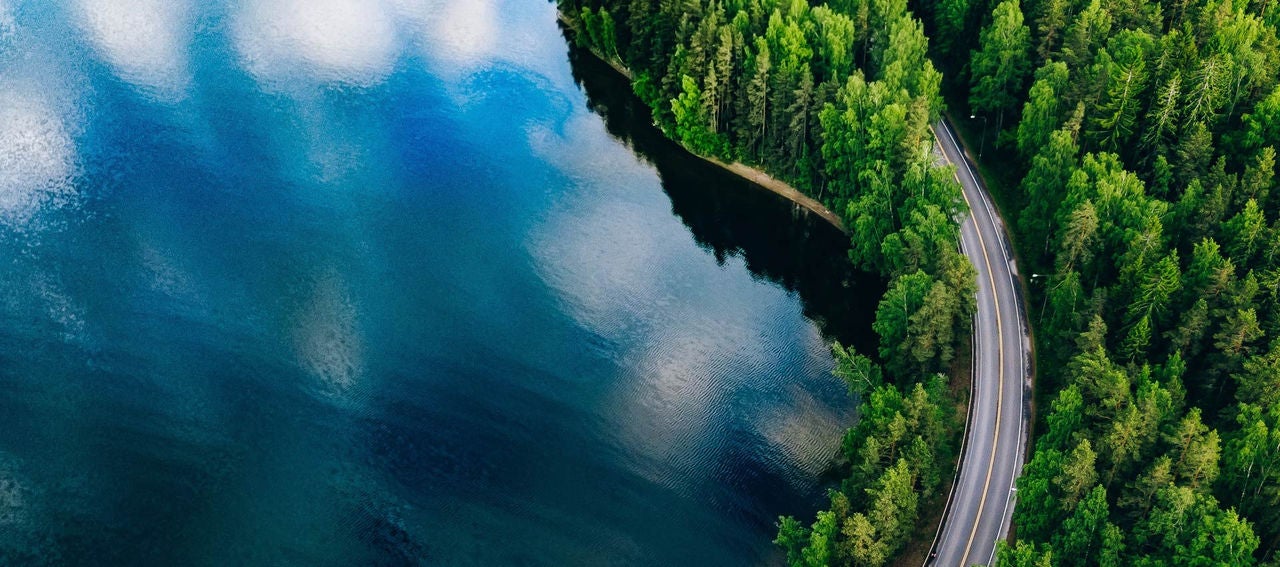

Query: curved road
<box><xmin>926</xmin><ymin>120</ymin><xmax>1032</xmax><ymax>566</ymax></box>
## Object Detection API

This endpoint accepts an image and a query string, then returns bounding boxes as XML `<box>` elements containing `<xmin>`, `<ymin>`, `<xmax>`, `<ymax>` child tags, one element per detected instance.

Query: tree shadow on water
<box><xmin>563</xmin><ymin>39</ymin><xmax>884</xmax><ymax>353</ymax></box>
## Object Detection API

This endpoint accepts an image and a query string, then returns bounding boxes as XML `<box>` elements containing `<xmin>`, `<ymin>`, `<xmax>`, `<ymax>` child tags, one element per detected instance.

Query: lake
<box><xmin>0</xmin><ymin>1</ymin><xmax>878</xmax><ymax>564</ymax></box>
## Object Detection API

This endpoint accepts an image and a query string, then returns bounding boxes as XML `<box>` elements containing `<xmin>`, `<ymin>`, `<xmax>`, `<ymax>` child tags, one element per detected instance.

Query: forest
<box><xmin>562</xmin><ymin>0</ymin><xmax>1280</xmax><ymax>564</ymax></box>
<box><xmin>910</xmin><ymin>0</ymin><xmax>1280</xmax><ymax>562</ymax></box>
<box><xmin>560</xmin><ymin>0</ymin><xmax>976</xmax><ymax>563</ymax></box>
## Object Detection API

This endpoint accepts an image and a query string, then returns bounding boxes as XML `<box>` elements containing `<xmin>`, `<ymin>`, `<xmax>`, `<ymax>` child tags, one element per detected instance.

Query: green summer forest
<box><xmin>561</xmin><ymin>0</ymin><xmax>976</xmax><ymax>563</ymax></box>
<box><xmin>560</xmin><ymin>0</ymin><xmax>1280</xmax><ymax>564</ymax></box>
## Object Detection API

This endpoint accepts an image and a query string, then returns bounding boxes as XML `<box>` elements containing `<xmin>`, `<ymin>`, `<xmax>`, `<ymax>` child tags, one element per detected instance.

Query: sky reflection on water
<box><xmin>0</xmin><ymin>1</ymin><xmax>869</xmax><ymax>564</ymax></box>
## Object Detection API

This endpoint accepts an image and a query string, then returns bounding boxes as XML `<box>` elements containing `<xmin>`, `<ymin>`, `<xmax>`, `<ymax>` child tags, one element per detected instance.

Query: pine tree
<box><xmin>1052</xmin><ymin>485</ymin><xmax>1112</xmax><ymax>567</ymax></box>
<box><xmin>832</xmin><ymin>342</ymin><xmax>884</xmax><ymax>396</ymax></box>
<box><xmin>1031</xmin><ymin>0</ymin><xmax>1067</xmax><ymax>62</ymax></box>
<box><xmin>1235</xmin><ymin>343</ymin><xmax>1280</xmax><ymax>407</ymax></box>
<box><xmin>745</xmin><ymin>39</ymin><xmax>772</xmax><ymax>160</ymax></box>
<box><xmin>1222</xmin><ymin>403</ymin><xmax>1280</xmax><ymax>549</ymax></box>
<box><xmin>1165</xmin><ymin>408</ymin><xmax>1221</xmax><ymax>490</ymax></box>
<box><xmin>1017</xmin><ymin>61</ymin><xmax>1069</xmax><ymax>158</ymax></box>
<box><xmin>1089</xmin><ymin>31</ymin><xmax>1151</xmax><ymax>152</ymax></box>
<box><xmin>1224</xmin><ymin>199</ymin><xmax>1268</xmax><ymax>264</ymax></box>
<box><xmin>934</xmin><ymin>0</ymin><xmax>972</xmax><ymax>54</ymax></box>
<box><xmin>1019</xmin><ymin>123</ymin><xmax>1080</xmax><ymax>259</ymax></box>
<box><xmin>1141</xmin><ymin>72</ymin><xmax>1182</xmax><ymax>161</ymax></box>
<box><xmin>1055</xmin><ymin>439</ymin><xmax>1100</xmax><ymax>510</ymax></box>
<box><xmin>1175</xmin><ymin>121</ymin><xmax>1215</xmax><ymax>181</ymax></box>
<box><xmin>970</xmin><ymin>0</ymin><xmax>1033</xmax><ymax>125</ymax></box>
<box><xmin>1059</xmin><ymin>0</ymin><xmax>1111</xmax><ymax>71</ymax></box>
<box><xmin>1243</xmin><ymin>83</ymin><xmax>1280</xmax><ymax>150</ymax></box>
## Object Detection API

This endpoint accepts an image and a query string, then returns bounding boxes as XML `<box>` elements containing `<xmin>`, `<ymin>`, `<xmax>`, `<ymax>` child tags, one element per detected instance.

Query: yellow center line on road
<box><xmin>929</xmin><ymin>124</ymin><xmax>1005</xmax><ymax>567</ymax></box>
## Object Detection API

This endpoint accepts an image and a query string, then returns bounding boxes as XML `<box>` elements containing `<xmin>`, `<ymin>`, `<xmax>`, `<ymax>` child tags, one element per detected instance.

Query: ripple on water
<box><xmin>0</xmin><ymin>1</ymin><xmax>860</xmax><ymax>563</ymax></box>
<box><xmin>73</xmin><ymin>0</ymin><xmax>193</xmax><ymax>100</ymax></box>
<box><xmin>231</xmin><ymin>0</ymin><xmax>398</xmax><ymax>89</ymax></box>
<box><xmin>0</xmin><ymin>454</ymin><xmax>39</xmax><ymax>557</ymax></box>
<box><xmin>0</xmin><ymin>462</ymin><xmax>27</xmax><ymax>528</ymax></box>
<box><xmin>0</xmin><ymin>89</ymin><xmax>78</xmax><ymax>230</ymax></box>
<box><xmin>292</xmin><ymin>271</ymin><xmax>365</xmax><ymax>398</ymax></box>
<box><xmin>0</xmin><ymin>2</ymin><xmax>13</xmax><ymax>46</ymax></box>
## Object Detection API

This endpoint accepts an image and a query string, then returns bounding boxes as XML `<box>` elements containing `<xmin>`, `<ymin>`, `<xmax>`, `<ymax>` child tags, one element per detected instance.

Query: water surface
<box><xmin>0</xmin><ymin>1</ymin><xmax>876</xmax><ymax>564</ymax></box>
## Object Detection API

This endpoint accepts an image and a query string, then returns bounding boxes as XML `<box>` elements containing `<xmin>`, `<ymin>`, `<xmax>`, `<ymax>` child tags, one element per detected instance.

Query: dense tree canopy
<box><xmin>566</xmin><ymin>0</ymin><xmax>1280</xmax><ymax>562</ymax></box>
<box><xmin>559</xmin><ymin>0</ymin><xmax>973</xmax><ymax>565</ymax></box>
<box><xmin>916</xmin><ymin>0</ymin><xmax>1280</xmax><ymax>561</ymax></box>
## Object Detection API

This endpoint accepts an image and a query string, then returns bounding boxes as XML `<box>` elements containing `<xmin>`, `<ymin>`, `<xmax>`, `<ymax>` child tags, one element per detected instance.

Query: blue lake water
<box><xmin>0</xmin><ymin>1</ymin><xmax>879</xmax><ymax>564</ymax></box>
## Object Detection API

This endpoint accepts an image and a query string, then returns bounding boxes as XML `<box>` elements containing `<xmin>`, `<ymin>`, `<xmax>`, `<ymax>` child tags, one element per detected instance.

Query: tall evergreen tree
<box><xmin>970</xmin><ymin>0</ymin><xmax>1033</xmax><ymax>127</ymax></box>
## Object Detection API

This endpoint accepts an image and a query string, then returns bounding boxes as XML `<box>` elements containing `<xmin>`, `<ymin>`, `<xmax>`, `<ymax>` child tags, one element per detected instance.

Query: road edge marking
<box><xmin>930</xmin><ymin>123</ymin><xmax>1005</xmax><ymax>567</ymax></box>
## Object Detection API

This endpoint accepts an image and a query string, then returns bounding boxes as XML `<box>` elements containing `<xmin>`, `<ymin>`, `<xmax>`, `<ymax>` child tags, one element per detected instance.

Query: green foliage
<box><xmin>777</xmin><ymin>350</ymin><xmax>957</xmax><ymax>567</ymax></box>
<box><xmin>997</xmin><ymin>541</ymin><xmax>1055</xmax><ymax>567</ymax></box>
<box><xmin>670</xmin><ymin>74</ymin><xmax>726</xmax><ymax>156</ymax></box>
<box><xmin>873</xmin><ymin>260</ymin><xmax>974</xmax><ymax>377</ymax></box>
<box><xmin>775</xmin><ymin>515</ymin><xmax>812</xmax><ymax>565</ymax></box>
<box><xmin>933</xmin><ymin>0</ymin><xmax>971</xmax><ymax>54</ymax></box>
<box><xmin>1017</xmin><ymin>61</ymin><xmax>1069</xmax><ymax>159</ymax></box>
<box><xmin>561</xmin><ymin>0</ymin><xmax>1280</xmax><ymax>563</ymax></box>
<box><xmin>970</xmin><ymin>0</ymin><xmax>1033</xmax><ymax>120</ymax></box>
<box><xmin>576</xmin><ymin>6</ymin><xmax>621</xmax><ymax>63</ymax></box>
<box><xmin>1051</xmin><ymin>485</ymin><xmax>1116</xmax><ymax>567</ymax></box>
<box><xmin>559</xmin><ymin>7</ymin><xmax>969</xmax><ymax>563</ymax></box>
<box><xmin>1243</xmin><ymin>84</ymin><xmax>1280</xmax><ymax>150</ymax></box>
<box><xmin>832</xmin><ymin>342</ymin><xmax>884</xmax><ymax>396</ymax></box>
<box><xmin>1018</xmin><ymin>122</ymin><xmax>1080</xmax><ymax>262</ymax></box>
<box><xmin>1222</xmin><ymin>403</ymin><xmax>1280</xmax><ymax>540</ymax></box>
<box><xmin>914</xmin><ymin>0</ymin><xmax>1280</xmax><ymax>556</ymax></box>
<box><xmin>1087</xmin><ymin>31</ymin><xmax>1152</xmax><ymax>152</ymax></box>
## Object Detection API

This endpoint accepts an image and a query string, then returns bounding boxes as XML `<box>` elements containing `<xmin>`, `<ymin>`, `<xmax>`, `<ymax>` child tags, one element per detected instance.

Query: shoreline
<box><xmin>557</xmin><ymin>12</ymin><xmax>848</xmax><ymax>234</ymax></box>
<box><xmin>699</xmin><ymin>155</ymin><xmax>847</xmax><ymax>232</ymax></box>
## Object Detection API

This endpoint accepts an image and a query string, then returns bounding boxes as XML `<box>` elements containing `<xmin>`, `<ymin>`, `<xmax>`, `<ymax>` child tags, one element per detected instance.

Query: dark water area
<box><xmin>0</xmin><ymin>1</ymin><xmax>877</xmax><ymax>565</ymax></box>
<box><xmin>563</xmin><ymin>41</ymin><xmax>884</xmax><ymax>348</ymax></box>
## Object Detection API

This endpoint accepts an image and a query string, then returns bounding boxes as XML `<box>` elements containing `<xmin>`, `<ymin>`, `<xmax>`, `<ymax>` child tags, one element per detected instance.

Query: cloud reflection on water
<box><xmin>0</xmin><ymin>88</ymin><xmax>77</xmax><ymax>229</ymax></box>
<box><xmin>0</xmin><ymin>2</ymin><xmax>14</xmax><ymax>45</ymax></box>
<box><xmin>0</xmin><ymin>1</ymin><xmax>853</xmax><ymax>562</ymax></box>
<box><xmin>525</xmin><ymin>97</ymin><xmax>847</xmax><ymax>498</ymax></box>
<box><xmin>231</xmin><ymin>0</ymin><xmax>399</xmax><ymax>88</ymax></box>
<box><xmin>409</xmin><ymin>0</ymin><xmax>499</xmax><ymax>68</ymax></box>
<box><xmin>73</xmin><ymin>0</ymin><xmax>192</xmax><ymax>100</ymax></box>
<box><xmin>397</xmin><ymin>0</ymin><xmax>573</xmax><ymax>97</ymax></box>
<box><xmin>292</xmin><ymin>271</ymin><xmax>365</xmax><ymax>396</ymax></box>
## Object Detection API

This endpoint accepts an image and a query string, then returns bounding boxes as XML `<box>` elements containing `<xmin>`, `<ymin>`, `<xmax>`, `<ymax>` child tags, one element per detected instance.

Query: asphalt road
<box><xmin>926</xmin><ymin>120</ymin><xmax>1032</xmax><ymax>566</ymax></box>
